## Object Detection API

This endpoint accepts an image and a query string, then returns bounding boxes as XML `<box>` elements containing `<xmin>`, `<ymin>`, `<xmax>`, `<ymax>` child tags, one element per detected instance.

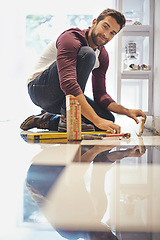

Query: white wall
<box><xmin>153</xmin><ymin>0</ymin><xmax>160</xmax><ymax>133</ymax></box>
<box><xmin>0</xmin><ymin>0</ymin><xmax>116</xmax><ymax>122</ymax></box>
<box><xmin>154</xmin><ymin>0</ymin><xmax>160</xmax><ymax>116</ymax></box>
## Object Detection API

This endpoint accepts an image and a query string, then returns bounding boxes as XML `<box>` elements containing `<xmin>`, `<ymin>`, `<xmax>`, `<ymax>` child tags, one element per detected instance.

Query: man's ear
<box><xmin>92</xmin><ymin>18</ymin><xmax>97</xmax><ymax>27</ymax></box>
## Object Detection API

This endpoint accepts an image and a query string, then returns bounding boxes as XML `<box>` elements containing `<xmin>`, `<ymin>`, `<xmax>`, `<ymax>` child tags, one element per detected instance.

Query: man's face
<box><xmin>91</xmin><ymin>16</ymin><xmax>121</xmax><ymax>47</ymax></box>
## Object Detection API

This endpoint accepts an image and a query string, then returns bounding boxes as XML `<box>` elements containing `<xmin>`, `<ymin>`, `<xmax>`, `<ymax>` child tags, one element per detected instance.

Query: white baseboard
<box><xmin>145</xmin><ymin>116</ymin><xmax>160</xmax><ymax>135</ymax></box>
<box><xmin>154</xmin><ymin>116</ymin><xmax>160</xmax><ymax>135</ymax></box>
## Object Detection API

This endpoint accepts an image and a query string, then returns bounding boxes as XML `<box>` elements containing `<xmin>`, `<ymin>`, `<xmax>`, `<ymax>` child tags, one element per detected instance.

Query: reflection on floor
<box><xmin>0</xmin><ymin>117</ymin><xmax>160</xmax><ymax>240</ymax></box>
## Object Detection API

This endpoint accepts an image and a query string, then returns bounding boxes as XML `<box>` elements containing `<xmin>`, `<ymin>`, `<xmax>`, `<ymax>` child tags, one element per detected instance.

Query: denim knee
<box><xmin>77</xmin><ymin>46</ymin><xmax>96</xmax><ymax>69</ymax></box>
<box><xmin>76</xmin><ymin>46</ymin><xmax>96</xmax><ymax>92</ymax></box>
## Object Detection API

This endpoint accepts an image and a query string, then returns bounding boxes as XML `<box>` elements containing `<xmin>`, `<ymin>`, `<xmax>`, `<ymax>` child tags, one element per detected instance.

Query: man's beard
<box><xmin>91</xmin><ymin>28</ymin><xmax>108</xmax><ymax>47</ymax></box>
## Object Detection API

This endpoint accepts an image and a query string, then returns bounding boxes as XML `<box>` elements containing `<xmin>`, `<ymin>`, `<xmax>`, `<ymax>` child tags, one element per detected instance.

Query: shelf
<box><xmin>122</xmin><ymin>25</ymin><xmax>152</xmax><ymax>36</ymax></box>
<box><xmin>123</xmin><ymin>25</ymin><xmax>152</xmax><ymax>32</ymax></box>
<box><xmin>117</xmin><ymin>0</ymin><xmax>154</xmax><ymax>115</ymax></box>
<box><xmin>121</xmin><ymin>70</ymin><xmax>151</xmax><ymax>79</ymax></box>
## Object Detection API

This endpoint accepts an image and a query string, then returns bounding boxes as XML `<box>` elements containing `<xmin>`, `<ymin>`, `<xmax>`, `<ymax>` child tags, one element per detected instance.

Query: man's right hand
<box><xmin>75</xmin><ymin>93</ymin><xmax>121</xmax><ymax>133</ymax></box>
<box><xmin>94</xmin><ymin>117</ymin><xmax>121</xmax><ymax>133</ymax></box>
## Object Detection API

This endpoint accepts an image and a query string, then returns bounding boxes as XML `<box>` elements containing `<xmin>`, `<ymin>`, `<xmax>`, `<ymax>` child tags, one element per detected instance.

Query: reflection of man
<box><xmin>26</xmin><ymin>144</ymin><xmax>146</xmax><ymax>239</ymax></box>
<box><xmin>56</xmin><ymin>229</ymin><xmax>119</xmax><ymax>240</ymax></box>
<box><xmin>21</xmin><ymin>9</ymin><xmax>146</xmax><ymax>133</ymax></box>
<box><xmin>80</xmin><ymin>145</ymin><xmax>146</xmax><ymax>163</ymax></box>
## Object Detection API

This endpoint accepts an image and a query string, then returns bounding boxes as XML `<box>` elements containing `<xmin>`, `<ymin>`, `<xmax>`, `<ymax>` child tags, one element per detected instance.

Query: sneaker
<box><xmin>58</xmin><ymin>115</ymin><xmax>95</xmax><ymax>132</ymax></box>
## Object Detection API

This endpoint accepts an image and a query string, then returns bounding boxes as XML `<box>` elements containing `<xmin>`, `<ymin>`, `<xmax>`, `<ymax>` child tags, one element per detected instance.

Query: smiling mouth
<box><xmin>98</xmin><ymin>35</ymin><xmax>107</xmax><ymax>42</ymax></box>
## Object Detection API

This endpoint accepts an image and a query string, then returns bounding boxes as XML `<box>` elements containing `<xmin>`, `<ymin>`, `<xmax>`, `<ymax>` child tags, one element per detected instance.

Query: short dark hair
<box><xmin>97</xmin><ymin>8</ymin><xmax>126</xmax><ymax>31</ymax></box>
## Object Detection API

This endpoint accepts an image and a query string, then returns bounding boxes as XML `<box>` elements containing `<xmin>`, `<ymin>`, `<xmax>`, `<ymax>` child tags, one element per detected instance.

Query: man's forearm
<box><xmin>107</xmin><ymin>102</ymin><xmax>146</xmax><ymax>124</ymax></box>
<box><xmin>107</xmin><ymin>102</ymin><xmax>129</xmax><ymax>115</ymax></box>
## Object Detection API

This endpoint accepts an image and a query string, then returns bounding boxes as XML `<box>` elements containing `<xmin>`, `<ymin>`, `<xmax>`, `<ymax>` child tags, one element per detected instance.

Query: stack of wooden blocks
<box><xmin>66</xmin><ymin>95</ymin><xmax>81</xmax><ymax>141</ymax></box>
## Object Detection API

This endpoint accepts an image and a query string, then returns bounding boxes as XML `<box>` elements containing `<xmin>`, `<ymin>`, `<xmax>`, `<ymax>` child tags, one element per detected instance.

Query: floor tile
<box><xmin>30</xmin><ymin>143</ymin><xmax>80</xmax><ymax>166</ymax></box>
<box><xmin>0</xmin><ymin>120</ymin><xmax>160</xmax><ymax>240</ymax></box>
<box><xmin>81</xmin><ymin>136</ymin><xmax>160</xmax><ymax>146</ymax></box>
<box><xmin>42</xmin><ymin>163</ymin><xmax>160</xmax><ymax>233</ymax></box>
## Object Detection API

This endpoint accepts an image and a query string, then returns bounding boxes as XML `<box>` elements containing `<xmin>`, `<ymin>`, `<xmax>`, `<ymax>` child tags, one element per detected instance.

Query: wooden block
<box><xmin>138</xmin><ymin>117</ymin><xmax>145</xmax><ymax>137</ymax></box>
<box><xmin>66</xmin><ymin>95</ymin><xmax>81</xmax><ymax>141</ymax></box>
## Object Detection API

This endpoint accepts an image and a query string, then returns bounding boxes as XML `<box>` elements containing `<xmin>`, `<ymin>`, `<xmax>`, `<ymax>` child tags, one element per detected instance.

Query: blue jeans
<box><xmin>28</xmin><ymin>46</ymin><xmax>114</xmax><ymax>129</ymax></box>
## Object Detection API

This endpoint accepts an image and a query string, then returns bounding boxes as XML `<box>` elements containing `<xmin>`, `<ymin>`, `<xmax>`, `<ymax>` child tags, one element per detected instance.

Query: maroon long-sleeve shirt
<box><xmin>56</xmin><ymin>28</ymin><xmax>115</xmax><ymax>108</ymax></box>
<box><xmin>28</xmin><ymin>28</ymin><xmax>115</xmax><ymax>109</ymax></box>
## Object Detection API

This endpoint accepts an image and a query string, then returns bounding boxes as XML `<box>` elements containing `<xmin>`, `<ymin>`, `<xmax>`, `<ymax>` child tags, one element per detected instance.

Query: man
<box><xmin>21</xmin><ymin>9</ymin><xmax>146</xmax><ymax>133</ymax></box>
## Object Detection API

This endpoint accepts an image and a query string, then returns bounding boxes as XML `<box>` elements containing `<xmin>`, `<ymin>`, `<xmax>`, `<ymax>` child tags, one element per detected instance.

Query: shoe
<box><xmin>133</xmin><ymin>21</ymin><xmax>142</xmax><ymax>25</ymax></box>
<box><xmin>20</xmin><ymin>111</ymin><xmax>53</xmax><ymax>130</ymax></box>
<box><xmin>129</xmin><ymin>64</ymin><xmax>140</xmax><ymax>70</ymax></box>
<box><xmin>141</xmin><ymin>64</ymin><xmax>151</xmax><ymax>71</ymax></box>
<box><xmin>129</xmin><ymin>63</ymin><xmax>151</xmax><ymax>71</ymax></box>
<box><xmin>58</xmin><ymin>115</ymin><xmax>95</xmax><ymax>132</ymax></box>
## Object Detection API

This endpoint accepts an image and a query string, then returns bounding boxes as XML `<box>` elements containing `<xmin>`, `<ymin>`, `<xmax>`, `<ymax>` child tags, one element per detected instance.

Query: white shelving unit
<box><xmin>117</xmin><ymin>0</ymin><xmax>154</xmax><ymax>115</ymax></box>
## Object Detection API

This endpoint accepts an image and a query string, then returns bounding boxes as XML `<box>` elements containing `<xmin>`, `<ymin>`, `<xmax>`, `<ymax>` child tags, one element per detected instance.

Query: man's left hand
<box><xmin>127</xmin><ymin>109</ymin><xmax>146</xmax><ymax>124</ymax></box>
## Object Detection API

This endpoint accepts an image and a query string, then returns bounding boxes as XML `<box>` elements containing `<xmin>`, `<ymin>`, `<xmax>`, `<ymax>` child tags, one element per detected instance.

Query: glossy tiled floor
<box><xmin>0</xmin><ymin>117</ymin><xmax>160</xmax><ymax>240</ymax></box>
